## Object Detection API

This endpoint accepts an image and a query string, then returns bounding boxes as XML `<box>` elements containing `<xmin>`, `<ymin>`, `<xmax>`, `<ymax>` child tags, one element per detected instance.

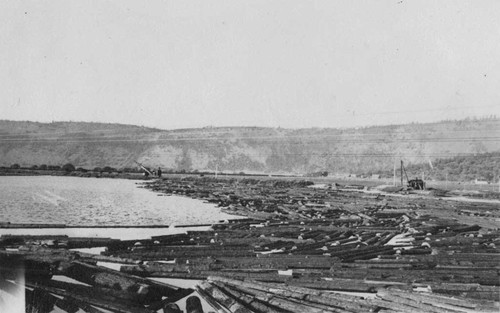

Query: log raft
<box><xmin>1</xmin><ymin>177</ymin><xmax>499</xmax><ymax>312</ymax></box>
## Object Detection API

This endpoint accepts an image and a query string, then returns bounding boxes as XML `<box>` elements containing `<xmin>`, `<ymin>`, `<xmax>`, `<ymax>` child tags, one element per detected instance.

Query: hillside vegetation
<box><xmin>374</xmin><ymin>152</ymin><xmax>500</xmax><ymax>182</ymax></box>
<box><xmin>0</xmin><ymin>118</ymin><xmax>499</xmax><ymax>179</ymax></box>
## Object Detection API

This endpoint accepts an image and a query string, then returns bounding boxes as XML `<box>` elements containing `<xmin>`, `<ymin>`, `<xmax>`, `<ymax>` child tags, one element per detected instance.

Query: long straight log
<box><xmin>215</xmin><ymin>255</ymin><xmax>335</xmax><ymax>270</ymax></box>
<box><xmin>385</xmin><ymin>289</ymin><xmax>478</xmax><ymax>310</ymax></box>
<box><xmin>64</xmin><ymin>261</ymin><xmax>188</xmax><ymax>304</ymax></box>
<box><xmin>25</xmin><ymin>281</ymin><xmax>153</xmax><ymax>313</ymax></box>
<box><xmin>209</xmin><ymin>277</ymin><xmax>376</xmax><ymax>312</ymax></box>
<box><xmin>199</xmin><ymin>282</ymin><xmax>282</xmax><ymax>313</ymax></box>
<box><xmin>376</xmin><ymin>289</ymin><xmax>458</xmax><ymax>313</ymax></box>
<box><xmin>225</xmin><ymin>283</ymin><xmax>337</xmax><ymax>313</ymax></box>
<box><xmin>107</xmin><ymin>248</ymin><xmax>256</xmax><ymax>259</ymax></box>
<box><xmin>430</xmin><ymin>283</ymin><xmax>500</xmax><ymax>301</ymax></box>
<box><xmin>197</xmin><ymin>282</ymin><xmax>252</xmax><ymax>313</ymax></box>
<box><xmin>195</xmin><ymin>285</ymin><xmax>233</xmax><ymax>313</ymax></box>
<box><xmin>390</xmin><ymin>289</ymin><xmax>500</xmax><ymax>312</ymax></box>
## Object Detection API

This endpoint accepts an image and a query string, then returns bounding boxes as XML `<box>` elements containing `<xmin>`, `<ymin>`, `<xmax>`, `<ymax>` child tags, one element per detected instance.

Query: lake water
<box><xmin>0</xmin><ymin>176</ymin><xmax>237</xmax><ymax>227</ymax></box>
<box><xmin>0</xmin><ymin>176</ymin><xmax>239</xmax><ymax>312</ymax></box>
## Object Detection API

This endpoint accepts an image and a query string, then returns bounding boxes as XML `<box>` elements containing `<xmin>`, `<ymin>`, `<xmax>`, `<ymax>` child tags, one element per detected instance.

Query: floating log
<box><xmin>63</xmin><ymin>261</ymin><xmax>191</xmax><ymax>304</ymax></box>
<box><xmin>0</xmin><ymin>223</ymin><xmax>66</xmax><ymax>228</ymax></box>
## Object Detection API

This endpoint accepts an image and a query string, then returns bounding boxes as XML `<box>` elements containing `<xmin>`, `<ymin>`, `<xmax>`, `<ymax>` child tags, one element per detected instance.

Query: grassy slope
<box><xmin>0</xmin><ymin>119</ymin><xmax>499</xmax><ymax>176</ymax></box>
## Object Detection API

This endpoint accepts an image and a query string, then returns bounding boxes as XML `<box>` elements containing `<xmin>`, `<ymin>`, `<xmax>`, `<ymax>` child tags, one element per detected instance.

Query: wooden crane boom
<box><xmin>134</xmin><ymin>161</ymin><xmax>153</xmax><ymax>176</ymax></box>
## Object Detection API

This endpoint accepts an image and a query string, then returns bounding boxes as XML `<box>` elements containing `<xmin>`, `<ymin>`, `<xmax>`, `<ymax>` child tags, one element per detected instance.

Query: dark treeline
<box><xmin>0</xmin><ymin>163</ymin><xmax>294</xmax><ymax>178</ymax></box>
<box><xmin>1</xmin><ymin>163</ymin><xmax>135</xmax><ymax>174</ymax></box>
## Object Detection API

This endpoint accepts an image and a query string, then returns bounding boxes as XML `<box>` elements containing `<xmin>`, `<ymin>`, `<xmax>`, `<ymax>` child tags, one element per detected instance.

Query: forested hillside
<box><xmin>374</xmin><ymin>152</ymin><xmax>500</xmax><ymax>182</ymax></box>
<box><xmin>0</xmin><ymin>118</ymin><xmax>499</xmax><ymax>179</ymax></box>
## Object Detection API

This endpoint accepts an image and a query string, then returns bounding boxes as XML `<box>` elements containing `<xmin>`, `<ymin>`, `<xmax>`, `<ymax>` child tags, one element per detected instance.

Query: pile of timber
<box><xmin>109</xmin><ymin>219</ymin><xmax>499</xmax><ymax>301</ymax></box>
<box><xmin>1</xmin><ymin>177</ymin><xmax>499</xmax><ymax>312</ymax></box>
<box><xmin>197</xmin><ymin>276</ymin><xmax>499</xmax><ymax>313</ymax></box>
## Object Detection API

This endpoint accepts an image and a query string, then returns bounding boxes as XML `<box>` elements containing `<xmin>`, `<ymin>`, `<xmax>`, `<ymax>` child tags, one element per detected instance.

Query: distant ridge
<box><xmin>0</xmin><ymin>118</ymin><xmax>499</xmax><ymax>176</ymax></box>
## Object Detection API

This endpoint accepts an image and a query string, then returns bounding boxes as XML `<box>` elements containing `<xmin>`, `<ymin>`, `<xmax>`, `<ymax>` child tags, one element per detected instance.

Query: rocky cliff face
<box><xmin>1</xmin><ymin>119</ymin><xmax>499</xmax><ymax>175</ymax></box>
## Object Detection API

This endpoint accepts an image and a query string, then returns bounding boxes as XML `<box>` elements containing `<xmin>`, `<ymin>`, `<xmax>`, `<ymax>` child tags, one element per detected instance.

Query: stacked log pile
<box><xmin>197</xmin><ymin>276</ymin><xmax>499</xmax><ymax>313</ymax></box>
<box><xmin>1</xmin><ymin>176</ymin><xmax>499</xmax><ymax>312</ymax></box>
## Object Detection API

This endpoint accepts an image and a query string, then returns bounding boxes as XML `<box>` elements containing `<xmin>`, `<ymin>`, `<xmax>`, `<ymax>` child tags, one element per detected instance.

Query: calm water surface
<box><xmin>0</xmin><ymin>176</ymin><xmax>237</xmax><ymax>226</ymax></box>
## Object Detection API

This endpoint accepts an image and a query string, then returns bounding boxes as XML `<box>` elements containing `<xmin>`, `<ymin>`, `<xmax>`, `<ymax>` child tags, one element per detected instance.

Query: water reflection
<box><xmin>0</xmin><ymin>176</ymin><xmax>237</xmax><ymax>226</ymax></box>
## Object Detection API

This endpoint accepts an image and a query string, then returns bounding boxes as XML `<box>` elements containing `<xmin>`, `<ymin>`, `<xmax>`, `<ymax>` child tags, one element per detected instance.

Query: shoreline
<box><xmin>0</xmin><ymin>168</ymin><xmax>149</xmax><ymax>180</ymax></box>
<box><xmin>2</xmin><ymin>168</ymin><xmax>499</xmax><ymax>192</ymax></box>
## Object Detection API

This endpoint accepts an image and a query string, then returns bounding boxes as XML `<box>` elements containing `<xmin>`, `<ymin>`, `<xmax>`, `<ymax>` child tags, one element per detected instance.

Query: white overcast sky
<box><xmin>1</xmin><ymin>1</ymin><xmax>499</xmax><ymax>129</ymax></box>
